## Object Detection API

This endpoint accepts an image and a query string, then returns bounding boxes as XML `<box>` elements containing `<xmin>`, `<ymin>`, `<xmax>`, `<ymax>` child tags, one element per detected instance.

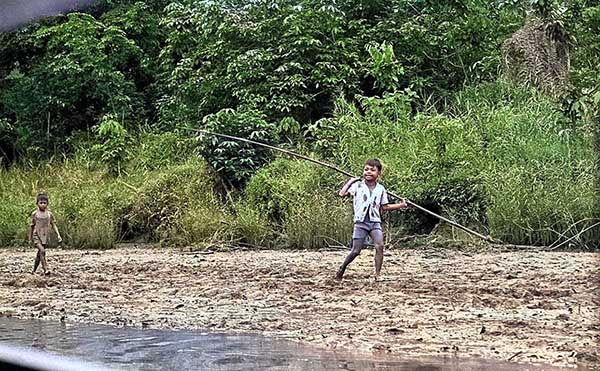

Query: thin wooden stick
<box><xmin>507</xmin><ymin>351</ymin><xmax>524</xmax><ymax>361</ymax></box>
<box><xmin>190</xmin><ymin>128</ymin><xmax>493</xmax><ymax>242</ymax></box>
<box><xmin>548</xmin><ymin>222</ymin><xmax>600</xmax><ymax>250</ymax></box>
<box><xmin>117</xmin><ymin>179</ymin><xmax>139</xmax><ymax>192</ymax></box>
<box><xmin>548</xmin><ymin>218</ymin><xmax>599</xmax><ymax>248</ymax></box>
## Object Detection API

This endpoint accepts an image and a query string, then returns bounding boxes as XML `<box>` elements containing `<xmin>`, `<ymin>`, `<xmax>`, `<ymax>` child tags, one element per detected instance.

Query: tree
<box><xmin>1</xmin><ymin>13</ymin><xmax>145</xmax><ymax>156</ymax></box>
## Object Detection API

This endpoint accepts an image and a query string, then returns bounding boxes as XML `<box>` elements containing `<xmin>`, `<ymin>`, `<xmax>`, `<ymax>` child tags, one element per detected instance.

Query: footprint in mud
<box><xmin>321</xmin><ymin>277</ymin><xmax>342</xmax><ymax>286</ymax></box>
<box><xmin>3</xmin><ymin>275</ymin><xmax>61</xmax><ymax>288</ymax></box>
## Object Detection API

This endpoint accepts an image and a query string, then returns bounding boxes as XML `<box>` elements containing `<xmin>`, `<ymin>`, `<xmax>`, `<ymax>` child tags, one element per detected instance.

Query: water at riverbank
<box><xmin>0</xmin><ymin>318</ymin><xmax>575</xmax><ymax>370</ymax></box>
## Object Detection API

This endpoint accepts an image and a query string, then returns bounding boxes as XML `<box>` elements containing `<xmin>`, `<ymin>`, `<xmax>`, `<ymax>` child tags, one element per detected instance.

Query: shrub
<box><xmin>128</xmin><ymin>130</ymin><xmax>196</xmax><ymax>172</ymax></box>
<box><xmin>196</xmin><ymin>108</ymin><xmax>275</xmax><ymax>187</ymax></box>
<box><xmin>91</xmin><ymin>115</ymin><xmax>130</xmax><ymax>176</ymax></box>
<box><xmin>244</xmin><ymin>158</ymin><xmax>352</xmax><ymax>248</ymax></box>
<box><xmin>123</xmin><ymin>159</ymin><xmax>227</xmax><ymax>245</ymax></box>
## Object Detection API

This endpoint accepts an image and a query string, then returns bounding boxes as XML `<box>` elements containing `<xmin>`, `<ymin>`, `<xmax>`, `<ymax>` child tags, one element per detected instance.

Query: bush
<box><xmin>123</xmin><ymin>159</ymin><xmax>228</xmax><ymax>245</ymax></box>
<box><xmin>91</xmin><ymin>115</ymin><xmax>130</xmax><ymax>176</ymax></box>
<box><xmin>229</xmin><ymin>200</ymin><xmax>276</xmax><ymax>248</ymax></box>
<box><xmin>244</xmin><ymin>158</ymin><xmax>352</xmax><ymax>248</ymax></box>
<box><xmin>244</xmin><ymin>159</ymin><xmax>323</xmax><ymax>223</ymax></box>
<box><xmin>196</xmin><ymin>108</ymin><xmax>275</xmax><ymax>187</ymax></box>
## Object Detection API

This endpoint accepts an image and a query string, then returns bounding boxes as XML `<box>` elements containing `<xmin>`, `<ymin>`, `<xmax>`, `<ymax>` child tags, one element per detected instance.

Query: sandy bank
<box><xmin>0</xmin><ymin>246</ymin><xmax>598</xmax><ymax>368</ymax></box>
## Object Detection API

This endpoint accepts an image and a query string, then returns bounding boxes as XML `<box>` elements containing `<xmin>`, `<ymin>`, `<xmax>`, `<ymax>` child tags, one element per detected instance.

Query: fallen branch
<box><xmin>508</xmin><ymin>351</ymin><xmax>524</xmax><ymax>361</ymax></box>
<box><xmin>548</xmin><ymin>218</ymin><xmax>599</xmax><ymax>248</ymax></box>
<box><xmin>549</xmin><ymin>222</ymin><xmax>600</xmax><ymax>251</ymax></box>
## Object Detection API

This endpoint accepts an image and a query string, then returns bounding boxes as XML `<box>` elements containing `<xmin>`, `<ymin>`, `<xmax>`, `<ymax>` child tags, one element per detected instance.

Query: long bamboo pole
<box><xmin>190</xmin><ymin>128</ymin><xmax>493</xmax><ymax>242</ymax></box>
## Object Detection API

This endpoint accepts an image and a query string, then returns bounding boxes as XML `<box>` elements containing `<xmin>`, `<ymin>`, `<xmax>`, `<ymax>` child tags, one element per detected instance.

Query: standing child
<box><xmin>335</xmin><ymin>159</ymin><xmax>407</xmax><ymax>281</ymax></box>
<box><xmin>28</xmin><ymin>192</ymin><xmax>62</xmax><ymax>275</ymax></box>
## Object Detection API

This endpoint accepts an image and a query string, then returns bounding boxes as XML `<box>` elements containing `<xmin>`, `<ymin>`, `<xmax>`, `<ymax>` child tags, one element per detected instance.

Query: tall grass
<box><xmin>319</xmin><ymin>80</ymin><xmax>598</xmax><ymax>246</ymax></box>
<box><xmin>0</xmin><ymin>161</ymin><xmax>131</xmax><ymax>248</ymax></box>
<box><xmin>1</xmin><ymin>82</ymin><xmax>596</xmax><ymax>249</ymax></box>
<box><xmin>283</xmin><ymin>193</ymin><xmax>352</xmax><ymax>249</ymax></box>
<box><xmin>0</xmin><ymin>143</ymin><xmax>288</xmax><ymax>249</ymax></box>
<box><xmin>244</xmin><ymin>159</ymin><xmax>352</xmax><ymax>248</ymax></box>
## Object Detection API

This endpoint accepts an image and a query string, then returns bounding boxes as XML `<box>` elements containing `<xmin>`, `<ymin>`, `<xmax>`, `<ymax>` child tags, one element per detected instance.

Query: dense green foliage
<box><xmin>0</xmin><ymin>0</ymin><xmax>599</xmax><ymax>248</ymax></box>
<box><xmin>197</xmin><ymin>108</ymin><xmax>275</xmax><ymax>186</ymax></box>
<box><xmin>0</xmin><ymin>0</ymin><xmax>529</xmax><ymax>159</ymax></box>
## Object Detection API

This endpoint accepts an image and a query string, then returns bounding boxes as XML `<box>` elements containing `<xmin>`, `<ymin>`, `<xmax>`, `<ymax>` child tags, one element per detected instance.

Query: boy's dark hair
<box><xmin>365</xmin><ymin>158</ymin><xmax>382</xmax><ymax>172</ymax></box>
<box><xmin>36</xmin><ymin>192</ymin><xmax>49</xmax><ymax>203</ymax></box>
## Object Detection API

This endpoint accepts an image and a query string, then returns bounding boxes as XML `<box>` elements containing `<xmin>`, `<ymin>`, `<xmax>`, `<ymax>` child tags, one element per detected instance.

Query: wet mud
<box><xmin>0</xmin><ymin>246</ymin><xmax>598</xmax><ymax>368</ymax></box>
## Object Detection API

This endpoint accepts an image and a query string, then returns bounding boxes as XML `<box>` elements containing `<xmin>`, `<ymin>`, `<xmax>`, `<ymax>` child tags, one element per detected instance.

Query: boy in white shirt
<box><xmin>336</xmin><ymin>159</ymin><xmax>407</xmax><ymax>281</ymax></box>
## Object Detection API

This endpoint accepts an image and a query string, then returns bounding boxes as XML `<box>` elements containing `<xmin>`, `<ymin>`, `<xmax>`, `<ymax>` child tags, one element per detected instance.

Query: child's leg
<box><xmin>370</xmin><ymin>229</ymin><xmax>385</xmax><ymax>278</ymax></box>
<box><xmin>33</xmin><ymin>241</ymin><xmax>48</xmax><ymax>274</ymax></box>
<box><xmin>336</xmin><ymin>238</ymin><xmax>365</xmax><ymax>279</ymax></box>
<box><xmin>336</xmin><ymin>224</ymin><xmax>369</xmax><ymax>279</ymax></box>
<box><xmin>39</xmin><ymin>244</ymin><xmax>48</xmax><ymax>273</ymax></box>
<box><xmin>32</xmin><ymin>239</ymin><xmax>46</xmax><ymax>273</ymax></box>
<box><xmin>32</xmin><ymin>249</ymin><xmax>41</xmax><ymax>273</ymax></box>
<box><xmin>335</xmin><ymin>223</ymin><xmax>369</xmax><ymax>280</ymax></box>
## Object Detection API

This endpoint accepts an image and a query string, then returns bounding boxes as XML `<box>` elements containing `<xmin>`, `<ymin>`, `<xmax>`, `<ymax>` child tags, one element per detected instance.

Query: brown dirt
<box><xmin>0</xmin><ymin>246</ymin><xmax>598</xmax><ymax>368</ymax></box>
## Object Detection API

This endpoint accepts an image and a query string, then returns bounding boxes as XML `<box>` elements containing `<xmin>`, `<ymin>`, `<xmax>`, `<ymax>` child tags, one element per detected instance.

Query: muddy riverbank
<box><xmin>1</xmin><ymin>246</ymin><xmax>598</xmax><ymax>368</ymax></box>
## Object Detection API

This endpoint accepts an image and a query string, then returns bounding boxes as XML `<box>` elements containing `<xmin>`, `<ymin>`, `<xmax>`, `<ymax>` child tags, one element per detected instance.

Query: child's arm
<box><xmin>380</xmin><ymin>189</ymin><xmax>408</xmax><ymax>211</ymax></box>
<box><xmin>339</xmin><ymin>177</ymin><xmax>360</xmax><ymax>197</ymax></box>
<box><xmin>28</xmin><ymin>213</ymin><xmax>35</xmax><ymax>243</ymax></box>
<box><xmin>382</xmin><ymin>199</ymin><xmax>408</xmax><ymax>211</ymax></box>
<box><xmin>50</xmin><ymin>212</ymin><xmax>62</xmax><ymax>243</ymax></box>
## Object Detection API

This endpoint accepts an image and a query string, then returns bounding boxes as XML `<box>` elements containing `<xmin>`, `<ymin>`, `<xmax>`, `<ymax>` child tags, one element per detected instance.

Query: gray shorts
<box><xmin>352</xmin><ymin>221</ymin><xmax>382</xmax><ymax>240</ymax></box>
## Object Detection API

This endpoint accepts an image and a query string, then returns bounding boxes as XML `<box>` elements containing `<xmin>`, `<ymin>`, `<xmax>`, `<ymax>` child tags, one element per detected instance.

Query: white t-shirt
<box><xmin>348</xmin><ymin>180</ymin><xmax>389</xmax><ymax>223</ymax></box>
